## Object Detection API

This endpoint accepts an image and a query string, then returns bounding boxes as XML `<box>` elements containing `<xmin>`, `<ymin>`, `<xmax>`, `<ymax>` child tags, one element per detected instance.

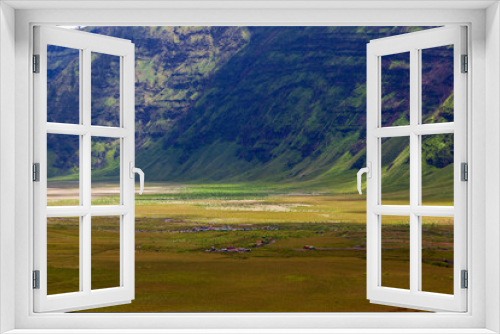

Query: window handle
<box><xmin>129</xmin><ymin>161</ymin><xmax>145</xmax><ymax>195</ymax></box>
<box><xmin>357</xmin><ymin>162</ymin><xmax>371</xmax><ymax>195</ymax></box>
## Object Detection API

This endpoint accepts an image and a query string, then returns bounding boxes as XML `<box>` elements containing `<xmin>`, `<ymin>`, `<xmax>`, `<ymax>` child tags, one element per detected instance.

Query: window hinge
<box><xmin>461</xmin><ymin>54</ymin><xmax>468</xmax><ymax>73</ymax></box>
<box><xmin>461</xmin><ymin>162</ymin><xmax>468</xmax><ymax>182</ymax></box>
<box><xmin>33</xmin><ymin>163</ymin><xmax>40</xmax><ymax>182</ymax></box>
<box><xmin>461</xmin><ymin>270</ymin><xmax>468</xmax><ymax>289</ymax></box>
<box><xmin>33</xmin><ymin>270</ymin><xmax>40</xmax><ymax>289</ymax></box>
<box><xmin>33</xmin><ymin>54</ymin><xmax>40</xmax><ymax>73</ymax></box>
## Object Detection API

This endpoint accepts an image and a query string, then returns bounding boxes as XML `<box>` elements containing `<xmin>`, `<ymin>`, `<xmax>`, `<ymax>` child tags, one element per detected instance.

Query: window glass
<box><xmin>421</xmin><ymin>216</ymin><xmax>454</xmax><ymax>295</ymax></box>
<box><xmin>91</xmin><ymin>137</ymin><xmax>121</xmax><ymax>205</ymax></box>
<box><xmin>421</xmin><ymin>134</ymin><xmax>454</xmax><ymax>206</ymax></box>
<box><xmin>47</xmin><ymin>45</ymin><xmax>80</xmax><ymax>124</ymax></box>
<box><xmin>381</xmin><ymin>52</ymin><xmax>410</xmax><ymax>127</ymax></box>
<box><xmin>421</xmin><ymin>45</ymin><xmax>454</xmax><ymax>124</ymax></box>
<box><xmin>381</xmin><ymin>137</ymin><xmax>410</xmax><ymax>205</ymax></box>
<box><xmin>91</xmin><ymin>52</ymin><xmax>121</xmax><ymax>127</ymax></box>
<box><xmin>47</xmin><ymin>217</ymin><xmax>80</xmax><ymax>295</ymax></box>
<box><xmin>381</xmin><ymin>215</ymin><xmax>410</xmax><ymax>290</ymax></box>
<box><xmin>92</xmin><ymin>216</ymin><xmax>121</xmax><ymax>290</ymax></box>
<box><xmin>47</xmin><ymin>134</ymin><xmax>80</xmax><ymax>206</ymax></box>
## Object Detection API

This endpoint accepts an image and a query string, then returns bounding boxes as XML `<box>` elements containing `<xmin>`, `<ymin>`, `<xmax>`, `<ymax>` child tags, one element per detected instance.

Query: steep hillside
<box><xmin>47</xmin><ymin>26</ymin><xmax>251</xmax><ymax>179</ymax></box>
<box><xmin>47</xmin><ymin>26</ymin><xmax>454</xmax><ymax>195</ymax></box>
<box><xmin>83</xmin><ymin>26</ymin><xmax>251</xmax><ymax>146</ymax></box>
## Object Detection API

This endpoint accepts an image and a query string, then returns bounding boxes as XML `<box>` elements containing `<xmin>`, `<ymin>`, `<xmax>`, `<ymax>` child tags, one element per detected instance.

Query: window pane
<box><xmin>421</xmin><ymin>216</ymin><xmax>454</xmax><ymax>295</ymax></box>
<box><xmin>91</xmin><ymin>52</ymin><xmax>121</xmax><ymax>127</ymax></box>
<box><xmin>381</xmin><ymin>215</ymin><xmax>410</xmax><ymax>290</ymax></box>
<box><xmin>92</xmin><ymin>216</ymin><xmax>121</xmax><ymax>290</ymax></box>
<box><xmin>47</xmin><ymin>134</ymin><xmax>80</xmax><ymax>206</ymax></box>
<box><xmin>91</xmin><ymin>137</ymin><xmax>121</xmax><ymax>205</ymax></box>
<box><xmin>47</xmin><ymin>217</ymin><xmax>80</xmax><ymax>295</ymax></box>
<box><xmin>47</xmin><ymin>45</ymin><xmax>80</xmax><ymax>124</ymax></box>
<box><xmin>381</xmin><ymin>52</ymin><xmax>410</xmax><ymax>127</ymax></box>
<box><xmin>421</xmin><ymin>45</ymin><xmax>454</xmax><ymax>124</ymax></box>
<box><xmin>381</xmin><ymin>137</ymin><xmax>410</xmax><ymax>205</ymax></box>
<box><xmin>421</xmin><ymin>134</ymin><xmax>454</xmax><ymax>206</ymax></box>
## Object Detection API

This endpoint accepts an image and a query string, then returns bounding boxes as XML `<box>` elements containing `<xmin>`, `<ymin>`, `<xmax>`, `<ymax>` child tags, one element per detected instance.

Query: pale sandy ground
<box><xmin>47</xmin><ymin>182</ymin><xmax>186</xmax><ymax>200</ymax></box>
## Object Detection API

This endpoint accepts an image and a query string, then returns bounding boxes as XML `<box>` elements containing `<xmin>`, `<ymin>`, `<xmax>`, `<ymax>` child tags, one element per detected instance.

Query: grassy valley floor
<box><xmin>46</xmin><ymin>183</ymin><xmax>454</xmax><ymax>312</ymax></box>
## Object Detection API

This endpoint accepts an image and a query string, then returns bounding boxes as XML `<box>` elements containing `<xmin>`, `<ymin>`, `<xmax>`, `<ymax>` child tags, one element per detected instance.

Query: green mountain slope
<box><xmin>47</xmin><ymin>26</ymin><xmax>454</xmax><ymax>196</ymax></box>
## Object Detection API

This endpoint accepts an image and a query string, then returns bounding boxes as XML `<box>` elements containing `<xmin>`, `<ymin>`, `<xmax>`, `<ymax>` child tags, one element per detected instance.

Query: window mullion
<box><xmin>409</xmin><ymin>47</ymin><xmax>421</xmax><ymax>294</ymax></box>
<box><xmin>78</xmin><ymin>48</ymin><xmax>84</xmax><ymax>293</ymax></box>
<box><xmin>82</xmin><ymin>48</ymin><xmax>92</xmax><ymax>294</ymax></box>
<box><xmin>416</xmin><ymin>48</ymin><xmax>424</xmax><ymax>293</ymax></box>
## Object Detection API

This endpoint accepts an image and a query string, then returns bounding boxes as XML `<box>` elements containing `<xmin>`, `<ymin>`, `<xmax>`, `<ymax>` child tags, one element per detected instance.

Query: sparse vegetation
<box><xmin>45</xmin><ymin>26</ymin><xmax>455</xmax><ymax>312</ymax></box>
<box><xmin>46</xmin><ymin>183</ymin><xmax>453</xmax><ymax>312</ymax></box>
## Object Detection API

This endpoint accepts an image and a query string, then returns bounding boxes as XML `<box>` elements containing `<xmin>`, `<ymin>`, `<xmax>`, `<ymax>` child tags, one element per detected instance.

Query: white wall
<box><xmin>5</xmin><ymin>4</ymin><xmax>495</xmax><ymax>332</ymax></box>
<box><xmin>0</xmin><ymin>2</ymin><xmax>16</xmax><ymax>333</ymax></box>
<box><xmin>486</xmin><ymin>2</ymin><xmax>500</xmax><ymax>333</ymax></box>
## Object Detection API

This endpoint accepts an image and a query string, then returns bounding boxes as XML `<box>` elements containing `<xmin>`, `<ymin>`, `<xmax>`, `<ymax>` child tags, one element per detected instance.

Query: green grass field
<box><xmin>46</xmin><ymin>182</ymin><xmax>454</xmax><ymax>312</ymax></box>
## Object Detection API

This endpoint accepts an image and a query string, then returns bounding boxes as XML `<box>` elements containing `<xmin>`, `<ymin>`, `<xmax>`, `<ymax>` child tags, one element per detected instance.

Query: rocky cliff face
<box><xmin>47</xmin><ymin>26</ymin><xmax>250</xmax><ymax>179</ymax></box>
<box><xmin>47</xmin><ymin>26</ymin><xmax>453</xmax><ymax>193</ymax></box>
<box><xmin>83</xmin><ymin>26</ymin><xmax>251</xmax><ymax>148</ymax></box>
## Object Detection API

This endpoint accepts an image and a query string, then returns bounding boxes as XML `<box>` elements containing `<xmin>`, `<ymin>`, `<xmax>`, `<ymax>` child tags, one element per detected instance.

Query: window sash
<box><xmin>32</xmin><ymin>25</ymin><xmax>136</xmax><ymax>313</ymax></box>
<box><xmin>365</xmin><ymin>26</ymin><xmax>467</xmax><ymax>312</ymax></box>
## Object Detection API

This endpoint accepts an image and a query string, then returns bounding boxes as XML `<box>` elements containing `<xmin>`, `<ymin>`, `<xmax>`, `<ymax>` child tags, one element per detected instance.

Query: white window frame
<box><xmin>1</xmin><ymin>1</ymin><xmax>499</xmax><ymax>333</ymax></box>
<box><xmin>33</xmin><ymin>26</ymin><xmax>136</xmax><ymax>313</ymax></box>
<box><xmin>366</xmin><ymin>26</ymin><xmax>468</xmax><ymax>312</ymax></box>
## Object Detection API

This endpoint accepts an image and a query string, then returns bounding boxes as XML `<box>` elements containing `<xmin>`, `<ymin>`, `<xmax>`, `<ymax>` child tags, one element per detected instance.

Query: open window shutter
<box><xmin>33</xmin><ymin>26</ymin><xmax>136</xmax><ymax>312</ymax></box>
<box><xmin>365</xmin><ymin>26</ymin><xmax>467</xmax><ymax>312</ymax></box>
